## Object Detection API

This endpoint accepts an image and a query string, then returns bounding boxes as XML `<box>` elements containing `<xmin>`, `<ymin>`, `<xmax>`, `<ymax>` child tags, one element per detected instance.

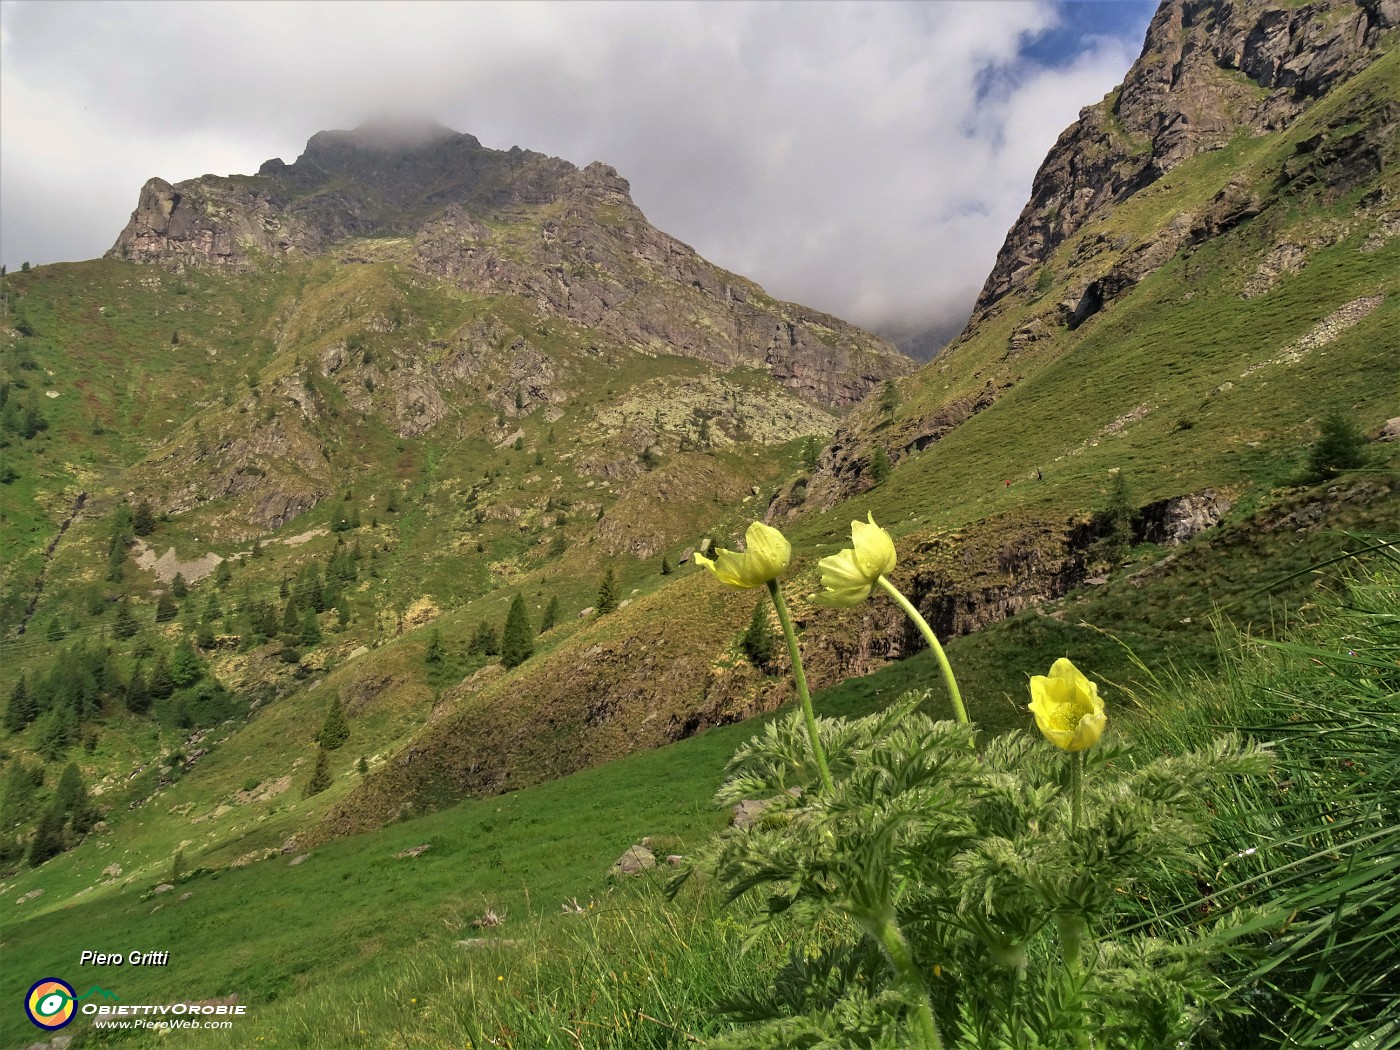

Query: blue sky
<box><xmin>0</xmin><ymin>1</ymin><xmax>1158</xmax><ymax>336</ymax></box>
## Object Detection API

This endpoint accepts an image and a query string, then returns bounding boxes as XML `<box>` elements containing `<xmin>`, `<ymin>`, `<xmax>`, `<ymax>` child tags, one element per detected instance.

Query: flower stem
<box><xmin>875</xmin><ymin>575</ymin><xmax>969</xmax><ymax>725</ymax></box>
<box><xmin>1062</xmin><ymin>750</ymin><xmax>1092</xmax><ymax>1050</ymax></box>
<box><xmin>767</xmin><ymin>580</ymin><xmax>833</xmax><ymax>794</ymax></box>
<box><xmin>872</xmin><ymin>916</ymin><xmax>945</xmax><ymax>1050</ymax></box>
<box><xmin>1070</xmin><ymin>750</ymin><xmax>1084</xmax><ymax>832</ymax></box>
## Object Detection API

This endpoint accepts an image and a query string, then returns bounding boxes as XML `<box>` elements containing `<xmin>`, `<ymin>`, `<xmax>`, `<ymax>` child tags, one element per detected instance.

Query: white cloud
<box><xmin>0</xmin><ymin>0</ymin><xmax>1149</xmax><ymax>336</ymax></box>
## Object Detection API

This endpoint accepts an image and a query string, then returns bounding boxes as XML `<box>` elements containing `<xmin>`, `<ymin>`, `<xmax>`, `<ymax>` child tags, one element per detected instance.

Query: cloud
<box><xmin>0</xmin><ymin>1</ymin><xmax>1149</xmax><ymax>337</ymax></box>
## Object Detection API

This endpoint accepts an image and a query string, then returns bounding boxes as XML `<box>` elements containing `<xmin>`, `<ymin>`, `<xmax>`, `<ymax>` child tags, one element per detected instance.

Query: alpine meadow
<box><xmin>2</xmin><ymin>1</ymin><xmax>1398</xmax><ymax>1047</ymax></box>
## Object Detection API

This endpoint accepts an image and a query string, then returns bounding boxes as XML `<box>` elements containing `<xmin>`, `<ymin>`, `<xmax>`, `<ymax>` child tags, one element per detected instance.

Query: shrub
<box><xmin>1304</xmin><ymin>408</ymin><xmax>1368</xmax><ymax>481</ymax></box>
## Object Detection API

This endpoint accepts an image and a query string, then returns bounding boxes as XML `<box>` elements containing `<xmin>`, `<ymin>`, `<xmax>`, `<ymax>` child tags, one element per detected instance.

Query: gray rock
<box><xmin>154</xmin><ymin>883</ymin><xmax>175</xmax><ymax>894</ymax></box>
<box><xmin>1376</xmin><ymin>417</ymin><xmax>1400</xmax><ymax>442</ymax></box>
<box><xmin>609</xmin><ymin>844</ymin><xmax>657</xmax><ymax>877</ymax></box>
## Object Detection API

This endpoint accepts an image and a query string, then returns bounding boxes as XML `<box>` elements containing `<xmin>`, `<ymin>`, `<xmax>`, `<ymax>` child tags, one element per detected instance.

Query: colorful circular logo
<box><xmin>25</xmin><ymin>978</ymin><xmax>76</xmax><ymax>1030</ymax></box>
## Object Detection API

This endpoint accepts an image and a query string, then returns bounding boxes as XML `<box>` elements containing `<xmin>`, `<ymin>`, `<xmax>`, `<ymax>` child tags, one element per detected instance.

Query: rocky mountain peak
<box><xmin>972</xmin><ymin>0</ymin><xmax>1398</xmax><ymax>320</ymax></box>
<box><xmin>104</xmin><ymin>119</ymin><xmax>910</xmax><ymax>410</ymax></box>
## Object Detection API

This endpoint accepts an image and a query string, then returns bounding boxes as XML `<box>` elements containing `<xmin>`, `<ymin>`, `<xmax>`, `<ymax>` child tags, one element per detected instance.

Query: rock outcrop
<box><xmin>973</xmin><ymin>0</ymin><xmax>1398</xmax><ymax>322</ymax></box>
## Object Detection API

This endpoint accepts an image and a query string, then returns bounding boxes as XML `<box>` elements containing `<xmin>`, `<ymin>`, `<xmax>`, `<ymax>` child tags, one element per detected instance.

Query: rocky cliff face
<box><xmin>107</xmin><ymin>119</ymin><xmax>910</xmax><ymax>409</ymax></box>
<box><xmin>974</xmin><ymin>0</ymin><xmax>1398</xmax><ymax>322</ymax></box>
<box><xmin>777</xmin><ymin>0</ymin><xmax>1397</xmax><ymax>516</ymax></box>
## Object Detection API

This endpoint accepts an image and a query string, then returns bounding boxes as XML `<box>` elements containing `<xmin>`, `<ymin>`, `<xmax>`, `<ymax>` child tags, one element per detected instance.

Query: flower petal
<box><xmin>850</xmin><ymin>513</ymin><xmax>897</xmax><ymax>579</ymax></box>
<box><xmin>1028</xmin><ymin>658</ymin><xmax>1106</xmax><ymax>751</ymax></box>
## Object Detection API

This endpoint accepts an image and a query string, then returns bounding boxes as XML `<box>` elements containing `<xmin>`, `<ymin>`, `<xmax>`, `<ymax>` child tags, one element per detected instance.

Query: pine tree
<box><xmin>171</xmin><ymin>573</ymin><xmax>188</xmax><ymax>599</ymax></box>
<box><xmin>214</xmin><ymin>560</ymin><xmax>232</xmax><ymax>588</ymax></box>
<box><xmin>425</xmin><ymin>629</ymin><xmax>445</xmax><ymax>666</ymax></box>
<box><xmin>880</xmin><ymin>379</ymin><xmax>900</xmax><ymax>418</ymax></box>
<box><xmin>317</xmin><ymin>695</ymin><xmax>350</xmax><ymax>750</ymax></box>
<box><xmin>468</xmin><ymin>620</ymin><xmax>499</xmax><ymax>657</ymax></box>
<box><xmin>741</xmin><ymin>599</ymin><xmax>778</xmax><ymax>670</ymax></box>
<box><xmin>34</xmin><ymin>710</ymin><xmax>71</xmax><ymax>762</ymax></box>
<box><xmin>660</xmin><ymin>556</ymin><xmax>672</xmax><ymax>576</ymax></box>
<box><xmin>169</xmin><ymin>637</ymin><xmax>203</xmax><ymax>688</ymax></box>
<box><xmin>155</xmin><ymin>591</ymin><xmax>179</xmax><ymax>623</ymax></box>
<box><xmin>53</xmin><ymin>762</ymin><xmax>86</xmax><ymax>816</ymax></box>
<box><xmin>357</xmin><ymin>755</ymin><xmax>369</xmax><ymax>776</ymax></box>
<box><xmin>539</xmin><ymin>595</ymin><xmax>559</xmax><ymax>634</ymax></box>
<box><xmin>132</xmin><ymin>500</ymin><xmax>157</xmax><ymax>537</ymax></box>
<box><xmin>869</xmin><ymin>446</ymin><xmax>892</xmax><ymax>484</ymax></box>
<box><xmin>3</xmin><ymin>674</ymin><xmax>36</xmax><ymax>732</ymax></box>
<box><xmin>113</xmin><ymin>600</ymin><xmax>139</xmax><ymax>640</ymax></box>
<box><xmin>149</xmin><ymin>652</ymin><xmax>174</xmax><ymax>699</ymax></box>
<box><xmin>500</xmin><ymin>593</ymin><xmax>534</xmax><ymax>669</ymax></box>
<box><xmin>299</xmin><ymin>608</ymin><xmax>322</xmax><ymax>647</ymax></box>
<box><xmin>303</xmin><ymin>746</ymin><xmax>332</xmax><ymax>798</ymax></box>
<box><xmin>125</xmin><ymin>664</ymin><xmax>151</xmax><ymax>714</ymax></box>
<box><xmin>1306</xmin><ymin>409</ymin><xmax>1368</xmax><ymax>481</ymax></box>
<box><xmin>27</xmin><ymin>805</ymin><xmax>67</xmax><ymax>867</ymax></box>
<box><xmin>597</xmin><ymin>567</ymin><xmax>618</xmax><ymax>616</ymax></box>
<box><xmin>0</xmin><ymin>758</ymin><xmax>39</xmax><ymax>826</ymax></box>
<box><xmin>1096</xmin><ymin>470</ymin><xmax>1135</xmax><ymax>565</ymax></box>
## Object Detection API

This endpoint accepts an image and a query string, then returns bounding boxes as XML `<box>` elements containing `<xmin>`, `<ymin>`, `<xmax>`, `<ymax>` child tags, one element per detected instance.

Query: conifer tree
<box><xmin>27</xmin><ymin>805</ymin><xmax>67</xmax><ymax>867</ymax></box>
<box><xmin>149</xmin><ymin>652</ymin><xmax>174</xmax><ymax>699</ymax></box>
<box><xmin>169</xmin><ymin>637</ymin><xmax>203</xmax><ymax>688</ymax></box>
<box><xmin>155</xmin><ymin>591</ymin><xmax>179</xmax><ymax>623</ymax></box>
<box><xmin>303</xmin><ymin>746</ymin><xmax>332</xmax><ymax>798</ymax></box>
<box><xmin>132</xmin><ymin>500</ymin><xmax>157</xmax><ymax>537</ymax></box>
<box><xmin>539</xmin><ymin>595</ymin><xmax>559</xmax><ymax>634</ymax></box>
<box><xmin>34</xmin><ymin>710</ymin><xmax>71</xmax><ymax>763</ymax></box>
<box><xmin>113</xmin><ymin>600</ymin><xmax>139</xmax><ymax>640</ymax></box>
<box><xmin>425</xmin><ymin>629</ymin><xmax>445</xmax><ymax>666</ymax></box>
<box><xmin>299</xmin><ymin>608</ymin><xmax>322</xmax><ymax>647</ymax></box>
<box><xmin>357</xmin><ymin>755</ymin><xmax>369</xmax><ymax>776</ymax></box>
<box><xmin>0</xmin><ymin>759</ymin><xmax>39</xmax><ymax>826</ymax></box>
<box><xmin>3</xmin><ymin>674</ymin><xmax>36</xmax><ymax>732</ymax></box>
<box><xmin>1306</xmin><ymin>408</ymin><xmax>1368</xmax><ymax>481</ymax></box>
<box><xmin>661</xmin><ymin>556</ymin><xmax>672</xmax><ymax>576</ymax></box>
<box><xmin>125</xmin><ymin>664</ymin><xmax>151</xmax><ymax>714</ymax></box>
<box><xmin>869</xmin><ymin>446</ymin><xmax>892</xmax><ymax>484</ymax></box>
<box><xmin>468</xmin><ymin>620</ymin><xmax>499</xmax><ymax>657</ymax></box>
<box><xmin>597</xmin><ymin>567</ymin><xmax>618</xmax><ymax>616</ymax></box>
<box><xmin>500</xmin><ymin>593</ymin><xmax>534</xmax><ymax>669</ymax></box>
<box><xmin>880</xmin><ymin>379</ymin><xmax>900</xmax><ymax>418</ymax></box>
<box><xmin>741</xmin><ymin>599</ymin><xmax>778</xmax><ymax>670</ymax></box>
<box><xmin>317</xmin><ymin>695</ymin><xmax>350</xmax><ymax>750</ymax></box>
<box><xmin>171</xmin><ymin>573</ymin><xmax>188</xmax><ymax>599</ymax></box>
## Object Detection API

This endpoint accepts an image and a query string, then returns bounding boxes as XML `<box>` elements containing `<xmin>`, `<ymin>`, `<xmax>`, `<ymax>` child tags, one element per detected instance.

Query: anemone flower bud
<box><xmin>815</xmin><ymin>513</ymin><xmax>897</xmax><ymax>607</ymax></box>
<box><xmin>694</xmin><ymin>521</ymin><xmax>791</xmax><ymax>588</ymax></box>
<box><xmin>1028</xmin><ymin>658</ymin><xmax>1106</xmax><ymax>751</ymax></box>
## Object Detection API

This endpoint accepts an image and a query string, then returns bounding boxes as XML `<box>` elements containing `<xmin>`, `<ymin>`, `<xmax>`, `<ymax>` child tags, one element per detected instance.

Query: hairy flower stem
<box><xmin>1061</xmin><ymin>751</ymin><xmax>1092</xmax><ymax>1050</ymax></box>
<box><xmin>767</xmin><ymin>580</ymin><xmax>833</xmax><ymax>793</ymax></box>
<box><xmin>875</xmin><ymin>576</ymin><xmax>969</xmax><ymax>725</ymax></box>
<box><xmin>871</xmin><ymin>917</ymin><xmax>945</xmax><ymax>1050</ymax></box>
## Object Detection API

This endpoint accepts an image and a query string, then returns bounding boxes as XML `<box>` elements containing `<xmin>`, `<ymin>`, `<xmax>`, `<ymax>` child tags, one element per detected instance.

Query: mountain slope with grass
<box><xmin>1</xmin><ymin>7</ymin><xmax>1398</xmax><ymax>1042</ymax></box>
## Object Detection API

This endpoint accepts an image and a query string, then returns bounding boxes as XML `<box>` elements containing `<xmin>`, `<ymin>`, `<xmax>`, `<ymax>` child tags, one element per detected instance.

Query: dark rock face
<box><xmin>106</xmin><ymin>120</ymin><xmax>910</xmax><ymax>409</ymax></box>
<box><xmin>973</xmin><ymin>0</ymin><xmax>1397</xmax><ymax>321</ymax></box>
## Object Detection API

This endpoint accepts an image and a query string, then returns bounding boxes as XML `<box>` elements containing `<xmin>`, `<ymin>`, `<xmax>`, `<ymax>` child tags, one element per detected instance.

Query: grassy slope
<box><xmin>2</xmin><ymin>44</ymin><xmax>1399</xmax><ymax>1049</ymax></box>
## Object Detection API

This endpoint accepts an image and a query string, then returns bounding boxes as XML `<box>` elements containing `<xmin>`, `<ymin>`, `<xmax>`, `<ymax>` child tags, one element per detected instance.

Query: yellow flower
<box><xmin>815</xmin><ymin>514</ymin><xmax>897</xmax><ymax>607</ymax></box>
<box><xmin>1028</xmin><ymin>658</ymin><xmax>1106</xmax><ymax>751</ymax></box>
<box><xmin>694</xmin><ymin>521</ymin><xmax>791</xmax><ymax>588</ymax></box>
